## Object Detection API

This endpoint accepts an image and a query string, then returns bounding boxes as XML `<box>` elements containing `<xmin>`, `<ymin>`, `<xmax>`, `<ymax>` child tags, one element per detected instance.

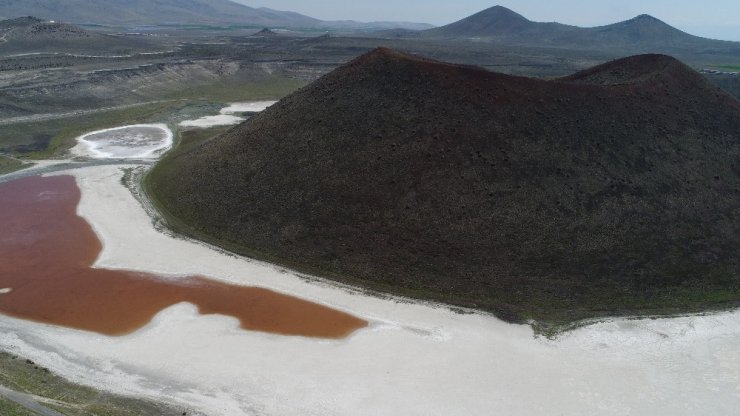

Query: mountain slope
<box><xmin>0</xmin><ymin>0</ymin><xmax>322</xmax><ymax>26</ymax></box>
<box><xmin>0</xmin><ymin>0</ymin><xmax>433</xmax><ymax>30</ymax></box>
<box><xmin>424</xmin><ymin>5</ymin><xmax>577</xmax><ymax>39</ymax></box>
<box><xmin>560</xmin><ymin>53</ymin><xmax>702</xmax><ymax>84</ymax></box>
<box><xmin>423</xmin><ymin>5</ymin><xmax>740</xmax><ymax>55</ymax></box>
<box><xmin>149</xmin><ymin>48</ymin><xmax>740</xmax><ymax>325</ymax></box>
<box><xmin>253</xmin><ymin>6</ymin><xmax>434</xmax><ymax>31</ymax></box>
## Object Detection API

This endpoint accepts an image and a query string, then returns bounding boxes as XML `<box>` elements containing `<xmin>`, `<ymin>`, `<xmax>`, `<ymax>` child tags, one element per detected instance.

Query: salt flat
<box><xmin>178</xmin><ymin>100</ymin><xmax>277</xmax><ymax>128</ymax></box>
<box><xmin>0</xmin><ymin>163</ymin><xmax>737</xmax><ymax>416</ymax></box>
<box><xmin>220</xmin><ymin>101</ymin><xmax>276</xmax><ymax>114</ymax></box>
<box><xmin>178</xmin><ymin>114</ymin><xmax>244</xmax><ymax>128</ymax></box>
<box><xmin>70</xmin><ymin>124</ymin><xmax>173</xmax><ymax>159</ymax></box>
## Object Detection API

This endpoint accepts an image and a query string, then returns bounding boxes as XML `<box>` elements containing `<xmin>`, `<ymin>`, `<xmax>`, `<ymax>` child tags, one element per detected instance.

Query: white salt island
<box><xmin>71</xmin><ymin>124</ymin><xmax>173</xmax><ymax>159</ymax></box>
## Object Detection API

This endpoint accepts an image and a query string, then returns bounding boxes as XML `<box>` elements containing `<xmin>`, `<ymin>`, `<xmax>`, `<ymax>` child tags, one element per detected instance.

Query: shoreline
<box><xmin>0</xmin><ymin>162</ymin><xmax>738</xmax><ymax>415</ymax></box>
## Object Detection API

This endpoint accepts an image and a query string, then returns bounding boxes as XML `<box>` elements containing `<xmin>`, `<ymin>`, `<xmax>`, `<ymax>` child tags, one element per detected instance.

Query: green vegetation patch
<box><xmin>163</xmin><ymin>74</ymin><xmax>306</xmax><ymax>103</ymax></box>
<box><xmin>711</xmin><ymin>64</ymin><xmax>740</xmax><ymax>71</ymax></box>
<box><xmin>0</xmin><ymin>155</ymin><xmax>27</xmax><ymax>174</ymax></box>
<box><xmin>0</xmin><ymin>101</ymin><xmax>180</xmax><ymax>159</ymax></box>
<box><xmin>0</xmin><ymin>397</ymin><xmax>38</xmax><ymax>416</ymax></box>
<box><xmin>0</xmin><ymin>351</ymin><xmax>191</xmax><ymax>416</ymax></box>
<box><xmin>0</xmin><ymin>74</ymin><xmax>304</xmax><ymax>160</ymax></box>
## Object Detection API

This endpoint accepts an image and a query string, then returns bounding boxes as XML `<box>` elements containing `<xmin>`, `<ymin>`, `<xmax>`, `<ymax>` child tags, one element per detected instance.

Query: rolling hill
<box><xmin>0</xmin><ymin>0</ymin><xmax>320</xmax><ymax>26</ymax></box>
<box><xmin>424</xmin><ymin>5</ymin><xmax>576</xmax><ymax>40</ymax></box>
<box><xmin>0</xmin><ymin>16</ymin><xmax>157</xmax><ymax>54</ymax></box>
<box><xmin>423</xmin><ymin>5</ymin><xmax>740</xmax><ymax>55</ymax></box>
<box><xmin>148</xmin><ymin>48</ymin><xmax>740</xmax><ymax>326</ymax></box>
<box><xmin>0</xmin><ymin>0</ymin><xmax>432</xmax><ymax>30</ymax></box>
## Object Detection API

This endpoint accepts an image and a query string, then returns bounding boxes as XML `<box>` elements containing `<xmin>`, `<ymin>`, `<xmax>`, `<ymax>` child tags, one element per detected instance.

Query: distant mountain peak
<box><xmin>253</xmin><ymin>28</ymin><xmax>278</xmax><ymax>36</ymax></box>
<box><xmin>423</xmin><ymin>5</ymin><xmax>739</xmax><ymax>52</ymax></box>
<box><xmin>632</xmin><ymin>14</ymin><xmax>660</xmax><ymax>22</ymax></box>
<box><xmin>595</xmin><ymin>12</ymin><xmax>688</xmax><ymax>41</ymax></box>
<box><xmin>623</xmin><ymin>13</ymin><xmax>671</xmax><ymax>26</ymax></box>
<box><xmin>425</xmin><ymin>4</ymin><xmax>533</xmax><ymax>37</ymax></box>
<box><xmin>474</xmin><ymin>5</ymin><xmax>530</xmax><ymax>22</ymax></box>
<box><xmin>486</xmin><ymin>6</ymin><xmax>526</xmax><ymax>16</ymax></box>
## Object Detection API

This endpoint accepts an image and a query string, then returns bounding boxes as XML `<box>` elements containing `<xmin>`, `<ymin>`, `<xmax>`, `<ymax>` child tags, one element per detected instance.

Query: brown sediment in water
<box><xmin>0</xmin><ymin>175</ymin><xmax>367</xmax><ymax>338</ymax></box>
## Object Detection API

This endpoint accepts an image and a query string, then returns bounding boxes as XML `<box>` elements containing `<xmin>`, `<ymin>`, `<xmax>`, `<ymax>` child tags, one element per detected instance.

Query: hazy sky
<box><xmin>235</xmin><ymin>0</ymin><xmax>740</xmax><ymax>41</ymax></box>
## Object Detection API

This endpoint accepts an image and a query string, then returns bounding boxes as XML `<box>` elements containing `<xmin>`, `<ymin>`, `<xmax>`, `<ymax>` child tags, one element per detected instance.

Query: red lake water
<box><xmin>0</xmin><ymin>175</ymin><xmax>367</xmax><ymax>338</ymax></box>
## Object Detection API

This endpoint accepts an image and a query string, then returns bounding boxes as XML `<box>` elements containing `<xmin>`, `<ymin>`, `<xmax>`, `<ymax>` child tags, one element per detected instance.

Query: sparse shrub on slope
<box><xmin>149</xmin><ymin>48</ymin><xmax>740</xmax><ymax>325</ymax></box>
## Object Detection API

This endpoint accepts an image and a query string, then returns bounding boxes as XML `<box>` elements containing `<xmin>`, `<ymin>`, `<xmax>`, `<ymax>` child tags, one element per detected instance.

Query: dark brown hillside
<box><xmin>149</xmin><ymin>48</ymin><xmax>740</xmax><ymax>325</ymax></box>
<box><xmin>561</xmin><ymin>54</ymin><xmax>710</xmax><ymax>85</ymax></box>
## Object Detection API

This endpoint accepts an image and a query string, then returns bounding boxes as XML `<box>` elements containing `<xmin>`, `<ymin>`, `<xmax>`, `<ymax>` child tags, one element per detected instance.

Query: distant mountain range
<box><xmin>422</xmin><ymin>6</ymin><xmax>740</xmax><ymax>54</ymax></box>
<box><xmin>0</xmin><ymin>0</ymin><xmax>433</xmax><ymax>30</ymax></box>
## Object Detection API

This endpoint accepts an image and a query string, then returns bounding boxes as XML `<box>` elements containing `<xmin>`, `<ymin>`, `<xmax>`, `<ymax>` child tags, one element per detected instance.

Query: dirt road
<box><xmin>0</xmin><ymin>384</ymin><xmax>66</xmax><ymax>416</ymax></box>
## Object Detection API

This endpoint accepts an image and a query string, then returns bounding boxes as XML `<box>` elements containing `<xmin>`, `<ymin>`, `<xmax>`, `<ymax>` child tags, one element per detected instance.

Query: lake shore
<box><xmin>0</xmin><ymin>162</ymin><xmax>738</xmax><ymax>415</ymax></box>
